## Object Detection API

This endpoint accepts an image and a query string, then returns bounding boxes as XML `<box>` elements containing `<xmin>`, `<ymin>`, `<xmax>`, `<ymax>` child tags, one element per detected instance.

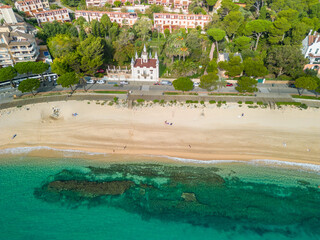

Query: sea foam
<box><xmin>157</xmin><ymin>155</ymin><xmax>320</xmax><ymax>173</ymax></box>
<box><xmin>0</xmin><ymin>146</ymin><xmax>106</xmax><ymax>156</ymax></box>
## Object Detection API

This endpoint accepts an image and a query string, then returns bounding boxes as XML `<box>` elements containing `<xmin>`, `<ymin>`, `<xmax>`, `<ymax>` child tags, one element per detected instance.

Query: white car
<box><xmin>120</xmin><ymin>81</ymin><xmax>129</xmax><ymax>85</ymax></box>
<box><xmin>193</xmin><ymin>82</ymin><xmax>200</xmax><ymax>87</ymax></box>
<box><xmin>86</xmin><ymin>79</ymin><xmax>95</xmax><ymax>84</ymax></box>
<box><xmin>96</xmin><ymin>80</ymin><xmax>105</xmax><ymax>84</ymax></box>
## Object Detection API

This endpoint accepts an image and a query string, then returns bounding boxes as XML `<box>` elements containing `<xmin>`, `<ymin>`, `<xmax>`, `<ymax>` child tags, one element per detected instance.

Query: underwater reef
<box><xmin>34</xmin><ymin>164</ymin><xmax>320</xmax><ymax>237</ymax></box>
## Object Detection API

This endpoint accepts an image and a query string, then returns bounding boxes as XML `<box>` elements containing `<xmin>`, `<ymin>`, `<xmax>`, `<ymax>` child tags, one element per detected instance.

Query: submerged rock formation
<box><xmin>34</xmin><ymin>163</ymin><xmax>320</xmax><ymax>237</ymax></box>
<box><xmin>47</xmin><ymin>180</ymin><xmax>134</xmax><ymax>197</ymax></box>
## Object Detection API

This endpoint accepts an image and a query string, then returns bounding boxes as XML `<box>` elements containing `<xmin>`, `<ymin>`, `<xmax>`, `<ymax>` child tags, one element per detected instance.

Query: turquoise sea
<box><xmin>0</xmin><ymin>153</ymin><xmax>319</xmax><ymax>240</ymax></box>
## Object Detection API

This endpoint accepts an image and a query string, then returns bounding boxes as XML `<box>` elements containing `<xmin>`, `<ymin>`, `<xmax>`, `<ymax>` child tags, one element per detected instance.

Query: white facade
<box><xmin>34</xmin><ymin>8</ymin><xmax>70</xmax><ymax>25</ymax></box>
<box><xmin>131</xmin><ymin>45</ymin><xmax>159</xmax><ymax>81</ymax></box>
<box><xmin>0</xmin><ymin>5</ymin><xmax>18</xmax><ymax>24</ymax></box>
<box><xmin>148</xmin><ymin>0</ymin><xmax>191</xmax><ymax>10</ymax></box>
<box><xmin>302</xmin><ymin>30</ymin><xmax>320</xmax><ymax>65</ymax></box>
<box><xmin>0</xmin><ymin>24</ymin><xmax>39</xmax><ymax>66</ymax></box>
<box><xmin>75</xmin><ymin>10</ymin><xmax>138</xmax><ymax>26</ymax></box>
<box><xmin>154</xmin><ymin>13</ymin><xmax>211</xmax><ymax>32</ymax></box>
<box><xmin>15</xmin><ymin>0</ymin><xmax>49</xmax><ymax>16</ymax></box>
<box><xmin>86</xmin><ymin>0</ymin><xmax>136</xmax><ymax>7</ymax></box>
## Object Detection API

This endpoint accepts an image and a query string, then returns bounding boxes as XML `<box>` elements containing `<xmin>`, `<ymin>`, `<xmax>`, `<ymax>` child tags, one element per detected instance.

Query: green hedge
<box><xmin>245</xmin><ymin>101</ymin><xmax>254</xmax><ymax>104</ymax></box>
<box><xmin>186</xmin><ymin>100</ymin><xmax>199</xmax><ymax>103</ymax></box>
<box><xmin>137</xmin><ymin>99</ymin><xmax>145</xmax><ymax>103</ymax></box>
<box><xmin>276</xmin><ymin>102</ymin><xmax>301</xmax><ymax>106</ymax></box>
<box><xmin>94</xmin><ymin>91</ymin><xmax>127</xmax><ymax>94</ymax></box>
<box><xmin>209</xmin><ymin>100</ymin><xmax>216</xmax><ymax>104</ymax></box>
<box><xmin>291</xmin><ymin>95</ymin><xmax>320</xmax><ymax>100</ymax></box>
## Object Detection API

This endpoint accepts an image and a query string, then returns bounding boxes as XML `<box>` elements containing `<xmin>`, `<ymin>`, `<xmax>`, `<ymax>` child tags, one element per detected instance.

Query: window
<box><xmin>316</xmin><ymin>48</ymin><xmax>319</xmax><ymax>54</ymax></box>
<box><xmin>309</xmin><ymin>48</ymin><xmax>312</xmax><ymax>52</ymax></box>
<box><xmin>138</xmin><ymin>70</ymin><xmax>140</xmax><ymax>74</ymax></box>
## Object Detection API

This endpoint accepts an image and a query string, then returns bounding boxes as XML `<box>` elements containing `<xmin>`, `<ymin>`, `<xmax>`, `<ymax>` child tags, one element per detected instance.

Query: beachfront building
<box><xmin>302</xmin><ymin>30</ymin><xmax>320</xmax><ymax>74</ymax></box>
<box><xmin>0</xmin><ymin>24</ymin><xmax>39</xmax><ymax>66</ymax></box>
<box><xmin>131</xmin><ymin>45</ymin><xmax>159</xmax><ymax>81</ymax></box>
<box><xmin>15</xmin><ymin>0</ymin><xmax>49</xmax><ymax>17</ymax></box>
<box><xmin>34</xmin><ymin>8</ymin><xmax>71</xmax><ymax>25</ymax></box>
<box><xmin>75</xmin><ymin>10</ymin><xmax>138</xmax><ymax>26</ymax></box>
<box><xmin>147</xmin><ymin>0</ymin><xmax>191</xmax><ymax>10</ymax></box>
<box><xmin>0</xmin><ymin>5</ymin><xmax>18</xmax><ymax>24</ymax></box>
<box><xmin>153</xmin><ymin>13</ymin><xmax>211</xmax><ymax>32</ymax></box>
<box><xmin>86</xmin><ymin>0</ymin><xmax>136</xmax><ymax>7</ymax></box>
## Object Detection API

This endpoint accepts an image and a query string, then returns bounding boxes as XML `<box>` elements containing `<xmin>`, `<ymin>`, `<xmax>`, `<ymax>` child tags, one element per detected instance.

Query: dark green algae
<box><xmin>34</xmin><ymin>164</ymin><xmax>320</xmax><ymax>237</ymax></box>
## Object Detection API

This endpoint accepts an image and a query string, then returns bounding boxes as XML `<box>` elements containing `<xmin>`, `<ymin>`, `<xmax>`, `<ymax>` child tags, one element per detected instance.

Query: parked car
<box><xmin>97</xmin><ymin>80</ymin><xmax>105</xmax><ymax>84</ymax></box>
<box><xmin>86</xmin><ymin>79</ymin><xmax>95</xmax><ymax>84</ymax></box>
<box><xmin>288</xmin><ymin>83</ymin><xmax>296</xmax><ymax>88</ymax></box>
<box><xmin>120</xmin><ymin>80</ymin><xmax>129</xmax><ymax>85</ymax></box>
<box><xmin>161</xmin><ymin>80</ymin><xmax>172</xmax><ymax>85</ymax></box>
<box><xmin>226</xmin><ymin>83</ymin><xmax>233</xmax><ymax>87</ymax></box>
<box><xmin>96</xmin><ymin>69</ymin><xmax>105</xmax><ymax>73</ymax></box>
<box><xmin>153</xmin><ymin>82</ymin><xmax>161</xmax><ymax>85</ymax></box>
<box><xmin>193</xmin><ymin>82</ymin><xmax>200</xmax><ymax>87</ymax></box>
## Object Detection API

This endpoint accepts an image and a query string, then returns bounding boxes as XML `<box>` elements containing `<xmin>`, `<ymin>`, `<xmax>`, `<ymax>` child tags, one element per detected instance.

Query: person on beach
<box><xmin>12</xmin><ymin>134</ymin><xmax>17</xmax><ymax>139</ymax></box>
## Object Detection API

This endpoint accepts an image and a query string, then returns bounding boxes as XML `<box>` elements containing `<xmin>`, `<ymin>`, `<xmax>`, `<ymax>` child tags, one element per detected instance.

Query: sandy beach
<box><xmin>0</xmin><ymin>100</ymin><xmax>319</xmax><ymax>164</ymax></box>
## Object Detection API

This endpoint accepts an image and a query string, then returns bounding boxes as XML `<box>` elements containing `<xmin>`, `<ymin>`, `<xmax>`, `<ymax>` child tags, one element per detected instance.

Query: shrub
<box><xmin>222</xmin><ymin>101</ymin><xmax>226</xmax><ymax>104</ymax></box>
<box><xmin>200</xmin><ymin>100</ymin><xmax>204</xmax><ymax>104</ymax></box>
<box><xmin>238</xmin><ymin>101</ymin><xmax>242</xmax><ymax>104</ymax></box>
<box><xmin>153</xmin><ymin>99</ymin><xmax>159</xmax><ymax>103</ymax></box>
<box><xmin>209</xmin><ymin>100</ymin><xmax>216</xmax><ymax>104</ymax></box>
<box><xmin>300</xmin><ymin>103</ymin><xmax>308</xmax><ymax>109</ymax></box>
<box><xmin>137</xmin><ymin>99</ymin><xmax>145</xmax><ymax>103</ymax></box>
<box><xmin>160</xmin><ymin>99</ymin><xmax>165</xmax><ymax>104</ymax></box>
<box><xmin>114</xmin><ymin>97</ymin><xmax>118</xmax><ymax>102</ymax></box>
<box><xmin>245</xmin><ymin>101</ymin><xmax>254</xmax><ymax>104</ymax></box>
<box><xmin>257</xmin><ymin>101</ymin><xmax>264</xmax><ymax>105</ymax></box>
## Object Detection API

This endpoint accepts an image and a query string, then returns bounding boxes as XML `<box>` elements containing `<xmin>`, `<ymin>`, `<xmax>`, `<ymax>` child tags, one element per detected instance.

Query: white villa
<box><xmin>302</xmin><ymin>30</ymin><xmax>320</xmax><ymax>73</ymax></box>
<box><xmin>131</xmin><ymin>45</ymin><xmax>159</xmax><ymax>81</ymax></box>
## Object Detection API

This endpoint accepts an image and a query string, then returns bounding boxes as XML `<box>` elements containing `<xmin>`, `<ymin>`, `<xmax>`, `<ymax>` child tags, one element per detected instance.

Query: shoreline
<box><xmin>1</xmin><ymin>145</ymin><xmax>320</xmax><ymax>173</ymax></box>
<box><xmin>0</xmin><ymin>100</ymin><xmax>319</xmax><ymax>167</ymax></box>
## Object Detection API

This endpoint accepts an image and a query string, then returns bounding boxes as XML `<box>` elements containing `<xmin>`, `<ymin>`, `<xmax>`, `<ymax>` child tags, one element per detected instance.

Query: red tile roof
<box><xmin>0</xmin><ymin>5</ymin><xmax>12</xmax><ymax>8</ymax></box>
<box><xmin>308</xmin><ymin>34</ymin><xmax>320</xmax><ymax>46</ymax></box>
<box><xmin>134</xmin><ymin>58</ymin><xmax>157</xmax><ymax>68</ymax></box>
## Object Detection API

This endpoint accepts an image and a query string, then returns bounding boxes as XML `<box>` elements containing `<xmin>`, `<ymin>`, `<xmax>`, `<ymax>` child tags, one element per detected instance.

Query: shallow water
<box><xmin>0</xmin><ymin>155</ymin><xmax>319</xmax><ymax>240</ymax></box>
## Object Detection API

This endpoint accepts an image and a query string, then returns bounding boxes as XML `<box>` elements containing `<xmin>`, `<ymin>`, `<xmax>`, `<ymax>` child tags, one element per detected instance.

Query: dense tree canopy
<box><xmin>200</xmin><ymin>72</ymin><xmax>219</xmax><ymax>91</ymax></box>
<box><xmin>173</xmin><ymin>77</ymin><xmax>194</xmax><ymax>91</ymax></box>
<box><xmin>0</xmin><ymin>66</ymin><xmax>17</xmax><ymax>82</ymax></box>
<box><xmin>18</xmin><ymin>78</ymin><xmax>40</xmax><ymax>96</ymax></box>
<box><xmin>235</xmin><ymin>77</ymin><xmax>258</xmax><ymax>93</ymax></box>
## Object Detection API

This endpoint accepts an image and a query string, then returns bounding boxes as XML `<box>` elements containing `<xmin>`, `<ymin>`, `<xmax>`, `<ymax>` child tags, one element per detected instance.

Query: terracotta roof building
<box><xmin>154</xmin><ymin>13</ymin><xmax>211</xmax><ymax>32</ymax></box>
<box><xmin>75</xmin><ymin>10</ymin><xmax>138</xmax><ymax>26</ymax></box>
<box><xmin>131</xmin><ymin>45</ymin><xmax>159</xmax><ymax>81</ymax></box>
<box><xmin>302</xmin><ymin>30</ymin><xmax>320</xmax><ymax>65</ymax></box>
<box><xmin>15</xmin><ymin>0</ymin><xmax>49</xmax><ymax>16</ymax></box>
<box><xmin>147</xmin><ymin>0</ymin><xmax>191</xmax><ymax>10</ymax></box>
<box><xmin>34</xmin><ymin>8</ymin><xmax>70</xmax><ymax>25</ymax></box>
<box><xmin>0</xmin><ymin>5</ymin><xmax>18</xmax><ymax>24</ymax></box>
<box><xmin>86</xmin><ymin>0</ymin><xmax>136</xmax><ymax>7</ymax></box>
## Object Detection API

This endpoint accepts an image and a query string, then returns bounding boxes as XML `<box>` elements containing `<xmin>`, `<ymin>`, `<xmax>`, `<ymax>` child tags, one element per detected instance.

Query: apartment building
<box><xmin>0</xmin><ymin>24</ymin><xmax>39</xmax><ymax>66</ymax></box>
<box><xmin>0</xmin><ymin>5</ymin><xmax>18</xmax><ymax>24</ymax></box>
<box><xmin>86</xmin><ymin>0</ymin><xmax>136</xmax><ymax>7</ymax></box>
<box><xmin>154</xmin><ymin>13</ymin><xmax>211</xmax><ymax>32</ymax></box>
<box><xmin>147</xmin><ymin>0</ymin><xmax>191</xmax><ymax>10</ymax></box>
<box><xmin>15</xmin><ymin>0</ymin><xmax>49</xmax><ymax>16</ymax></box>
<box><xmin>34</xmin><ymin>8</ymin><xmax>71</xmax><ymax>25</ymax></box>
<box><xmin>75</xmin><ymin>10</ymin><xmax>138</xmax><ymax>26</ymax></box>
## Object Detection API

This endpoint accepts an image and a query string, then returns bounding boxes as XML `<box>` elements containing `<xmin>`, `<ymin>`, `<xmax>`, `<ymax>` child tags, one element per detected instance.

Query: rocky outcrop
<box><xmin>47</xmin><ymin>180</ymin><xmax>134</xmax><ymax>197</ymax></box>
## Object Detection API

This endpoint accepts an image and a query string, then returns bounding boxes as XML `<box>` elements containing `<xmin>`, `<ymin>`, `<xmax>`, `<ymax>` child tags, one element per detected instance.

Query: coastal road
<box><xmin>0</xmin><ymin>80</ymin><xmax>313</xmax><ymax>104</ymax></box>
